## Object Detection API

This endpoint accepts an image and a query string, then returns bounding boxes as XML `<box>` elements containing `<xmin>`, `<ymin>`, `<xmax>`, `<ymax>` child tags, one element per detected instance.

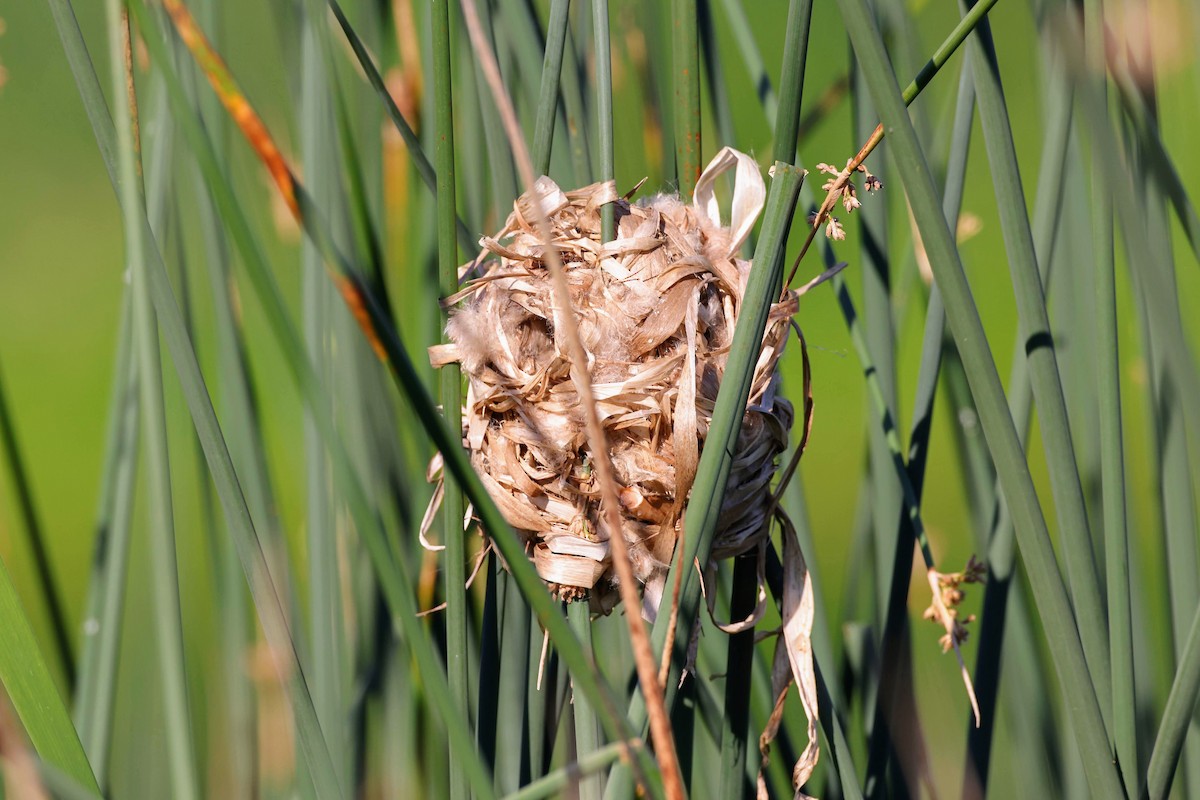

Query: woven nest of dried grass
<box><xmin>430</xmin><ymin>151</ymin><xmax>811</xmax><ymax>615</ymax></box>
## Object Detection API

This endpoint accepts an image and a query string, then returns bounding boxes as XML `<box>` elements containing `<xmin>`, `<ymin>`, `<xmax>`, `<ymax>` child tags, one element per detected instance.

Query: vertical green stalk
<box><xmin>466</xmin><ymin>0</ymin><xmax>518</xmax><ymax>214</ymax></box>
<box><xmin>301</xmin><ymin>6</ymin><xmax>348</xmax><ymax>794</ymax></box>
<box><xmin>494</xmin><ymin>577</ymin><xmax>532</xmax><ymax>794</ymax></box>
<box><xmin>1147</xmin><ymin>603</ymin><xmax>1200</xmax><ymax>798</ymax></box>
<box><xmin>835</xmin><ymin>0</ymin><xmax>1121</xmax><ymax>792</ymax></box>
<box><xmin>698</xmin><ymin>0</ymin><xmax>735</xmax><ymax>154</ymax></box>
<box><xmin>72</xmin><ymin>297</ymin><xmax>137</xmax><ymax>790</ymax></box>
<box><xmin>671</xmin><ymin>0</ymin><xmax>699</xmax><ymax>194</ymax></box>
<box><xmin>960</xmin><ymin>0</ymin><xmax>1113</xmax><ymax>734</ymax></box>
<box><xmin>1131</xmin><ymin>114</ymin><xmax>1200</xmax><ymax>800</ymax></box>
<box><xmin>525</xmin><ymin>612</ymin><xmax>550</xmax><ymax>780</ymax></box>
<box><xmin>718</xmin><ymin>555</ymin><xmax>757</xmax><ymax>800</ymax></box>
<box><xmin>593</xmin><ymin>0</ymin><xmax>614</xmax><ymax>240</ymax></box>
<box><xmin>771</xmin><ymin>0</ymin><xmax>814</xmax><ymax>165</ymax></box>
<box><xmin>475</xmin><ymin>555</ymin><xmax>501</xmax><ymax>771</ymax></box>
<box><xmin>103</xmin><ymin>6</ymin><xmax>198</xmax><ymax>800</ymax></box>
<box><xmin>853</xmin><ymin>80</ymin><xmax>899</xmax><ymax>631</ymax></box>
<box><xmin>848</xmin><ymin>65</ymin><xmax>907</xmax><ymax>797</ymax></box>
<box><xmin>560</xmin><ymin>15</ymin><xmax>593</xmax><ymax>184</ymax></box>
<box><xmin>532</xmin><ymin>0</ymin><xmax>570</xmax><ymax>176</ymax></box>
<box><xmin>0</xmin><ymin>364</ymin><xmax>74</xmax><ymax>690</ymax></box>
<box><xmin>965</xmin><ymin>44</ymin><xmax>1073</xmax><ymax>792</ymax></box>
<box><xmin>569</xmin><ymin>601</ymin><xmax>601</xmax><ymax>800</ymax></box>
<box><xmin>180</xmin><ymin>2</ymin><xmax>257</xmax><ymax>792</ymax></box>
<box><xmin>1083</xmin><ymin>0</ymin><xmax>1134</xmax><ymax>790</ymax></box>
<box><xmin>1093</xmin><ymin>161</ymin><xmax>1135</xmax><ymax>794</ymax></box>
<box><xmin>433</xmin><ymin>5</ymin><xmax>469</xmax><ymax>800</ymax></box>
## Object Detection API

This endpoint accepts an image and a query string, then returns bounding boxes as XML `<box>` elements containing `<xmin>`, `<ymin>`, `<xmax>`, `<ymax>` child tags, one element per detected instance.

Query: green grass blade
<box><xmin>1073</xmin><ymin>37</ymin><xmax>1200</xmax><ymax>788</ymax></box>
<box><xmin>138</xmin><ymin>6</ymin><xmax>495</xmax><ymax>794</ymax></box>
<box><xmin>525</xmin><ymin>610</ymin><xmax>553</xmax><ymax>782</ymax></box>
<box><xmin>592</xmin><ymin>0</ymin><xmax>614</xmax><ymax>240</ymax></box>
<box><xmin>432</xmin><ymin>4</ymin><xmax>471</xmax><ymax>800</ymax></box>
<box><xmin>560</xmin><ymin>14</ymin><xmax>593</xmax><ymax>184</ymax></box>
<box><xmin>863</xmin><ymin>59</ymin><xmax>977</xmax><ymax>797</ymax></box>
<box><xmin>72</xmin><ymin>294</ymin><xmax>137</xmax><ymax>789</ymax></box>
<box><xmin>1146</xmin><ymin>604</ymin><xmax>1200</xmax><ymax>798</ymax></box>
<box><xmin>965</xmin><ymin>41</ymin><xmax>1074</xmax><ymax>791</ymax></box>
<box><xmin>834</xmin><ymin>0</ymin><xmax>1123</xmax><ymax>792</ymax></box>
<box><xmin>464</xmin><ymin>0</ymin><xmax>519</xmax><ymax>215</ymax></box>
<box><xmin>103</xmin><ymin>7</ymin><xmax>199</xmax><ymax>798</ymax></box>
<box><xmin>1082</xmin><ymin>0</ymin><xmax>1135</xmax><ymax>789</ymax></box>
<box><xmin>299</xmin><ymin>5</ymin><xmax>350</xmax><ymax>794</ymax></box>
<box><xmin>0</xmin><ymin>363</ymin><xmax>74</xmax><ymax>691</ymax></box>
<box><xmin>671</xmin><ymin>0</ymin><xmax>700</xmax><ymax>193</ymax></box>
<box><xmin>771</xmin><ymin>0</ymin><xmax>814</xmax><ymax>165</ymax></box>
<box><xmin>959</xmin><ymin>0</ymin><xmax>1113</xmax><ymax>735</ymax></box>
<box><xmin>0</xmin><ymin>552</ymin><xmax>98</xmax><ymax>793</ymax></box>
<box><xmin>568</xmin><ymin>601</ymin><xmax>602</xmax><ymax>800</ymax></box>
<box><xmin>493</xmin><ymin>576</ymin><xmax>532</xmax><ymax>794</ymax></box>
<box><xmin>179</xmin><ymin>16</ymin><xmax>260</xmax><ymax>800</ymax></box>
<box><xmin>718</xmin><ymin>555</ymin><xmax>757</xmax><ymax>800</ymax></box>
<box><xmin>1127</xmin><ymin>104</ymin><xmax>1200</xmax><ymax>800</ymax></box>
<box><xmin>698</xmin><ymin>0</ymin><xmax>736</xmax><ymax>156</ymax></box>
<box><xmin>532</xmin><ymin>0</ymin><xmax>570</xmax><ymax>175</ymax></box>
<box><xmin>1108</xmin><ymin>64</ymin><xmax>1200</xmax><ymax>267</ymax></box>
<box><xmin>504</xmin><ymin>741</ymin><xmax>628</xmax><ymax>800</ymax></box>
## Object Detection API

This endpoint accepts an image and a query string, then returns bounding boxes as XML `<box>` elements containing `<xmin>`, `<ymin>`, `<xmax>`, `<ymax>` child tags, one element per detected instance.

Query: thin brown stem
<box><xmin>784</xmin><ymin>124</ymin><xmax>883</xmax><ymax>289</ymax></box>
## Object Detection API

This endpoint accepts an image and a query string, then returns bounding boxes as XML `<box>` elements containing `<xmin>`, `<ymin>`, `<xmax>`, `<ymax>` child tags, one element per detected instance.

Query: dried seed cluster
<box><xmin>431</xmin><ymin>174</ymin><xmax>809</xmax><ymax>614</ymax></box>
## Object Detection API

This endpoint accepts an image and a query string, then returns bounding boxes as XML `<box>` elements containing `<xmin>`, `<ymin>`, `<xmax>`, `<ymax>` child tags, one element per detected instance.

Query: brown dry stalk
<box><xmin>457</xmin><ymin>2</ymin><xmax>684</xmax><ymax>796</ymax></box>
<box><xmin>121</xmin><ymin>9</ymin><xmax>141</xmax><ymax>175</ymax></box>
<box><xmin>783</xmin><ymin>124</ymin><xmax>883</xmax><ymax>290</ymax></box>
<box><xmin>924</xmin><ymin>564</ymin><xmax>983</xmax><ymax>727</ymax></box>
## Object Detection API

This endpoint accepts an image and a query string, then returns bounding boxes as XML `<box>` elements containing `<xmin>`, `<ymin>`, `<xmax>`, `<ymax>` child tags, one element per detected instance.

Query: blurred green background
<box><xmin>1</xmin><ymin>0</ymin><xmax>1199</xmax><ymax>794</ymax></box>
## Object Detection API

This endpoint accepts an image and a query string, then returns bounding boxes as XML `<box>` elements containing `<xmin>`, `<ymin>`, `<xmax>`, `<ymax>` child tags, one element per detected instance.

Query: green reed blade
<box><xmin>772</xmin><ymin>0</ymin><xmax>814</xmax><ymax>165</ymax></box>
<box><xmin>0</xmin><ymin>551</ymin><xmax>99</xmax><ymax>794</ymax></box>
<box><xmin>432</xmin><ymin>4</ymin><xmax>471</xmax><ymax>800</ymax></box>
<box><xmin>0</xmin><ymin>364</ymin><xmax>74</xmax><ymax>691</ymax></box>
<box><xmin>960</xmin><ymin>0</ymin><xmax>1114</xmax><ymax>736</ymax></box>
<box><xmin>593</xmin><ymin>0</ymin><xmax>614</xmax><ymax>241</ymax></box>
<box><xmin>71</xmin><ymin>292</ymin><xmax>137</xmax><ymax>791</ymax></box>
<box><xmin>1081</xmin><ymin>0</ymin><xmax>1136</xmax><ymax>789</ymax></box>
<box><xmin>532</xmin><ymin>0</ymin><xmax>570</xmax><ymax>176</ymax></box>
<box><xmin>965</xmin><ymin>39</ymin><xmax>1074</xmax><ymax>791</ymax></box>
<box><xmin>102</xmin><ymin>7</ymin><xmax>200</xmax><ymax>797</ymax></box>
<box><xmin>671</xmin><ymin>0</ymin><xmax>700</xmax><ymax>193</ymax></box>
<box><xmin>835</xmin><ymin>0</ymin><xmax>1123</xmax><ymax>792</ymax></box>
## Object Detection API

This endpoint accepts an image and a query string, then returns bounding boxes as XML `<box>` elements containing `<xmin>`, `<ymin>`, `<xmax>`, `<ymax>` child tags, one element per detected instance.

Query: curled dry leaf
<box><xmin>432</xmin><ymin>149</ymin><xmax>803</xmax><ymax>615</ymax></box>
<box><xmin>757</xmin><ymin>510</ymin><xmax>819</xmax><ymax>800</ymax></box>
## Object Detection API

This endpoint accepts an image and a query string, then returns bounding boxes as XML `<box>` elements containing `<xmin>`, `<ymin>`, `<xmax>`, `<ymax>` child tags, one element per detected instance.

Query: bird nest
<box><xmin>430</xmin><ymin>148</ymin><xmax>811</xmax><ymax>615</ymax></box>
